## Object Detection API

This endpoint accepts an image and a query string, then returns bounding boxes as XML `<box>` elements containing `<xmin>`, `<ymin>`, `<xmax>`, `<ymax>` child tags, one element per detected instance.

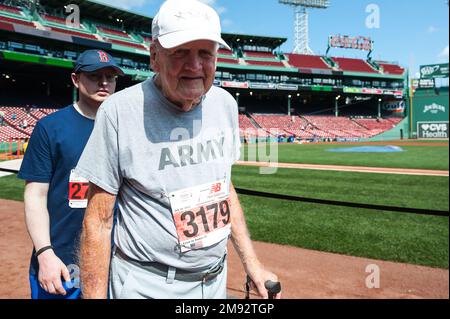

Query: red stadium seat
<box><xmin>0</xmin><ymin>4</ymin><xmax>23</xmax><ymax>15</ymax></box>
<box><xmin>0</xmin><ymin>15</ymin><xmax>35</xmax><ymax>27</ymax></box>
<box><xmin>252</xmin><ymin>114</ymin><xmax>306</xmax><ymax>135</ymax></box>
<box><xmin>244</xmin><ymin>51</ymin><xmax>277</xmax><ymax>59</ymax></box>
<box><xmin>286</xmin><ymin>54</ymin><xmax>332</xmax><ymax>70</ymax></box>
<box><xmin>218</xmin><ymin>57</ymin><xmax>239</xmax><ymax>64</ymax></box>
<box><xmin>0</xmin><ymin>106</ymin><xmax>60</xmax><ymax>141</ymax></box>
<box><xmin>97</xmin><ymin>26</ymin><xmax>132</xmax><ymax>39</ymax></box>
<box><xmin>246</xmin><ymin>60</ymin><xmax>285</xmax><ymax>67</ymax></box>
<box><xmin>42</xmin><ymin>14</ymin><xmax>69</xmax><ymax>25</ymax></box>
<box><xmin>218</xmin><ymin>48</ymin><xmax>234</xmax><ymax>56</ymax></box>
<box><xmin>48</xmin><ymin>26</ymin><xmax>98</xmax><ymax>40</ymax></box>
<box><xmin>303</xmin><ymin>116</ymin><xmax>373</xmax><ymax>138</ymax></box>
<box><xmin>352</xmin><ymin>118</ymin><xmax>398</xmax><ymax>133</ymax></box>
<box><xmin>378</xmin><ymin>62</ymin><xmax>405</xmax><ymax>75</ymax></box>
<box><xmin>41</xmin><ymin>14</ymin><xmax>90</xmax><ymax>32</ymax></box>
<box><xmin>239</xmin><ymin>114</ymin><xmax>257</xmax><ymax>130</ymax></box>
<box><xmin>333</xmin><ymin>57</ymin><xmax>378</xmax><ymax>73</ymax></box>
<box><xmin>104</xmin><ymin>38</ymin><xmax>147</xmax><ymax>50</ymax></box>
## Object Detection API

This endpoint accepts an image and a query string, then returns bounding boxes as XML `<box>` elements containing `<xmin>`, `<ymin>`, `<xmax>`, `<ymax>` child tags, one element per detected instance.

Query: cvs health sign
<box><xmin>417</xmin><ymin>122</ymin><xmax>449</xmax><ymax>139</ymax></box>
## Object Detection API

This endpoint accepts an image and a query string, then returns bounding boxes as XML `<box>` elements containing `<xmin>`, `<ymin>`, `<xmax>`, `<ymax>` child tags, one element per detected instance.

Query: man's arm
<box><xmin>229</xmin><ymin>182</ymin><xmax>281</xmax><ymax>299</ymax></box>
<box><xmin>79</xmin><ymin>182</ymin><xmax>116</xmax><ymax>299</ymax></box>
<box><xmin>24</xmin><ymin>182</ymin><xmax>70</xmax><ymax>295</ymax></box>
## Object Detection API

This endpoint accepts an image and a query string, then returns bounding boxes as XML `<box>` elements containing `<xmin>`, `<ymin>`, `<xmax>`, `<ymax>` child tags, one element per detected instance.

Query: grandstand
<box><xmin>332</xmin><ymin>57</ymin><xmax>378</xmax><ymax>74</ymax></box>
<box><xmin>286</xmin><ymin>54</ymin><xmax>332</xmax><ymax>70</ymax></box>
<box><xmin>238</xmin><ymin>113</ymin><xmax>401</xmax><ymax>140</ymax></box>
<box><xmin>0</xmin><ymin>0</ymin><xmax>409</xmax><ymax>145</ymax></box>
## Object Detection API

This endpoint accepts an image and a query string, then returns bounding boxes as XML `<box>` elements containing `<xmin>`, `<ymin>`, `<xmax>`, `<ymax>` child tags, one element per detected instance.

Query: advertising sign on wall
<box><xmin>221</xmin><ymin>81</ymin><xmax>249</xmax><ymax>89</ymax></box>
<box><xmin>417</xmin><ymin>122</ymin><xmax>449</xmax><ymax>139</ymax></box>
<box><xmin>420</xmin><ymin>64</ymin><xmax>449</xmax><ymax>79</ymax></box>
<box><xmin>328</xmin><ymin>35</ymin><xmax>373</xmax><ymax>51</ymax></box>
<box><xmin>383</xmin><ymin>100</ymin><xmax>405</xmax><ymax>113</ymax></box>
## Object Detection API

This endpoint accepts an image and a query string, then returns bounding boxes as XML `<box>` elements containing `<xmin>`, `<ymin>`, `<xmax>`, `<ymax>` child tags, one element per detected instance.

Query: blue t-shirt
<box><xmin>18</xmin><ymin>105</ymin><xmax>95</xmax><ymax>276</ymax></box>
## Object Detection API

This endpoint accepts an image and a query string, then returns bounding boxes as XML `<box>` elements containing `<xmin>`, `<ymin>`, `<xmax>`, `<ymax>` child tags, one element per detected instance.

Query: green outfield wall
<box><xmin>411</xmin><ymin>87</ymin><xmax>449</xmax><ymax>139</ymax></box>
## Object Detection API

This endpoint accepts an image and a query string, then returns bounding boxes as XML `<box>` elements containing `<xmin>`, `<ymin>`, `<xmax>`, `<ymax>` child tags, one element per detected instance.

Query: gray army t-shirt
<box><xmin>75</xmin><ymin>78</ymin><xmax>241</xmax><ymax>271</ymax></box>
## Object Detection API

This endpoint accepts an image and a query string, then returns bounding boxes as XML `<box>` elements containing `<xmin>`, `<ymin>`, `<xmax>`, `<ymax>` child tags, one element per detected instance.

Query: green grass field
<box><xmin>241</xmin><ymin>143</ymin><xmax>449</xmax><ymax>170</ymax></box>
<box><xmin>1</xmin><ymin>141</ymin><xmax>448</xmax><ymax>268</ymax></box>
<box><xmin>232</xmin><ymin>166</ymin><xmax>449</xmax><ymax>269</ymax></box>
<box><xmin>0</xmin><ymin>174</ymin><xmax>24</xmax><ymax>201</ymax></box>
<box><xmin>237</xmin><ymin>142</ymin><xmax>449</xmax><ymax>268</ymax></box>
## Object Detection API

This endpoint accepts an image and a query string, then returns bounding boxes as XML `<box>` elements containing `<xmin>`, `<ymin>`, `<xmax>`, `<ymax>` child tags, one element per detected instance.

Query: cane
<box><xmin>245</xmin><ymin>275</ymin><xmax>281</xmax><ymax>299</ymax></box>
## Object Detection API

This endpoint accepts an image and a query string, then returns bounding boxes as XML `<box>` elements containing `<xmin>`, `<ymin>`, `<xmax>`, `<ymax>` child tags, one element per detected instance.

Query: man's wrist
<box><xmin>35</xmin><ymin>245</ymin><xmax>54</xmax><ymax>258</ymax></box>
<box><xmin>242</xmin><ymin>256</ymin><xmax>262</xmax><ymax>269</ymax></box>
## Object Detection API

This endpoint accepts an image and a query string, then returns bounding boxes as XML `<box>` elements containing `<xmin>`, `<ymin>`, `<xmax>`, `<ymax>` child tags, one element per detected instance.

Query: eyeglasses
<box><xmin>83</xmin><ymin>73</ymin><xmax>118</xmax><ymax>83</ymax></box>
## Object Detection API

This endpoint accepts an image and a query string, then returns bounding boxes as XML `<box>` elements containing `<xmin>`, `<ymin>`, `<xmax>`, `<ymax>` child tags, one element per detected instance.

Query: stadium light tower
<box><xmin>279</xmin><ymin>0</ymin><xmax>330</xmax><ymax>55</ymax></box>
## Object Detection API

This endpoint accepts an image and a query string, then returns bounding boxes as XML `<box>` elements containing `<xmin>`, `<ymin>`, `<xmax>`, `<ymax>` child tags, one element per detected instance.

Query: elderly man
<box><xmin>75</xmin><ymin>0</ymin><xmax>280</xmax><ymax>299</ymax></box>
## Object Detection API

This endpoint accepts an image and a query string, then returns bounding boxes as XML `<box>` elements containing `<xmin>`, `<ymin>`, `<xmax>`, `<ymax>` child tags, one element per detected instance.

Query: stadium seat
<box><xmin>249</xmin><ymin>114</ymin><xmax>311</xmax><ymax>138</ymax></box>
<box><xmin>286</xmin><ymin>54</ymin><xmax>332</xmax><ymax>70</ymax></box>
<box><xmin>0</xmin><ymin>106</ymin><xmax>60</xmax><ymax>141</ymax></box>
<box><xmin>97</xmin><ymin>26</ymin><xmax>133</xmax><ymax>40</ymax></box>
<box><xmin>387</xmin><ymin>118</ymin><xmax>403</xmax><ymax>125</ymax></box>
<box><xmin>0</xmin><ymin>15</ymin><xmax>35</xmax><ymax>28</ymax></box>
<box><xmin>245</xmin><ymin>60</ymin><xmax>285</xmax><ymax>67</ymax></box>
<box><xmin>48</xmin><ymin>26</ymin><xmax>98</xmax><ymax>40</ymax></box>
<box><xmin>242</xmin><ymin>50</ymin><xmax>287</xmax><ymax>68</ymax></box>
<box><xmin>217</xmin><ymin>57</ymin><xmax>239</xmax><ymax>65</ymax></box>
<box><xmin>0</xmin><ymin>126</ymin><xmax>29</xmax><ymax>142</ymax></box>
<box><xmin>0</xmin><ymin>107</ymin><xmax>29</xmax><ymax>140</ymax></box>
<box><xmin>0</xmin><ymin>4</ymin><xmax>23</xmax><ymax>15</ymax></box>
<box><xmin>218</xmin><ymin>48</ymin><xmax>234</xmax><ymax>56</ymax></box>
<box><xmin>41</xmin><ymin>14</ymin><xmax>70</xmax><ymax>25</ymax></box>
<box><xmin>244</xmin><ymin>51</ymin><xmax>277</xmax><ymax>59</ymax></box>
<box><xmin>303</xmin><ymin>116</ymin><xmax>373</xmax><ymax>139</ymax></box>
<box><xmin>239</xmin><ymin>114</ymin><xmax>257</xmax><ymax>130</ymax></box>
<box><xmin>39</xmin><ymin>14</ymin><xmax>93</xmax><ymax>33</ymax></box>
<box><xmin>104</xmin><ymin>38</ymin><xmax>147</xmax><ymax>50</ymax></box>
<box><xmin>378</xmin><ymin>62</ymin><xmax>405</xmax><ymax>75</ymax></box>
<box><xmin>352</xmin><ymin>118</ymin><xmax>398</xmax><ymax>134</ymax></box>
<box><xmin>332</xmin><ymin>57</ymin><xmax>378</xmax><ymax>73</ymax></box>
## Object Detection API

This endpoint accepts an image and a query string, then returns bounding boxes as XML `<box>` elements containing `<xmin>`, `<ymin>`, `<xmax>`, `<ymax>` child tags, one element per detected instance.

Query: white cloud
<box><xmin>438</xmin><ymin>45</ymin><xmax>449</xmax><ymax>61</ymax></box>
<box><xmin>427</xmin><ymin>26</ymin><xmax>439</xmax><ymax>33</ymax></box>
<box><xmin>198</xmin><ymin>0</ymin><xmax>216</xmax><ymax>5</ymax></box>
<box><xmin>198</xmin><ymin>0</ymin><xmax>227</xmax><ymax>16</ymax></box>
<box><xmin>222</xmin><ymin>19</ymin><xmax>233</xmax><ymax>28</ymax></box>
<box><xmin>216</xmin><ymin>6</ymin><xmax>227</xmax><ymax>15</ymax></box>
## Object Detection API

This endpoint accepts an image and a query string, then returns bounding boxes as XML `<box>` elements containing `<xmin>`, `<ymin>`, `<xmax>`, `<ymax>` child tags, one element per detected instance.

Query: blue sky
<box><xmin>98</xmin><ymin>0</ymin><xmax>449</xmax><ymax>77</ymax></box>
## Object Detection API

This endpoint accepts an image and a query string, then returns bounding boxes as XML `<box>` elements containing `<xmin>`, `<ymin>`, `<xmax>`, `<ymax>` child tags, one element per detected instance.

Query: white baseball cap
<box><xmin>152</xmin><ymin>0</ymin><xmax>231</xmax><ymax>50</ymax></box>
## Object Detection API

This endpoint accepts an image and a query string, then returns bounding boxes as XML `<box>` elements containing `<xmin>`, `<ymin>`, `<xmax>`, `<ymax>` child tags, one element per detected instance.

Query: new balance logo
<box><xmin>210</xmin><ymin>183</ymin><xmax>222</xmax><ymax>194</ymax></box>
